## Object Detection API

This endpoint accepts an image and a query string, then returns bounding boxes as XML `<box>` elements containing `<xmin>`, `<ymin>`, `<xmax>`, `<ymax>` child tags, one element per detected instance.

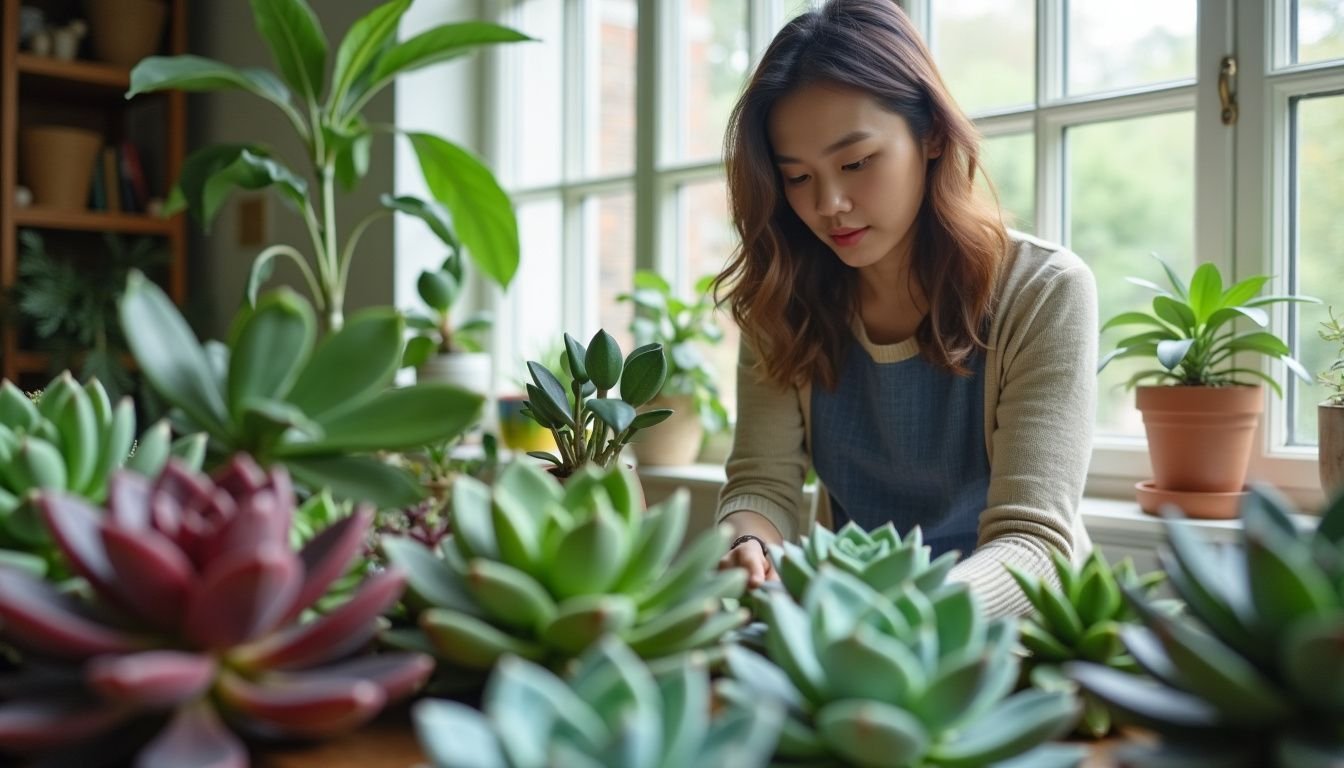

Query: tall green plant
<box><xmin>1319</xmin><ymin>307</ymin><xmax>1344</xmax><ymax>406</ymax></box>
<box><xmin>126</xmin><ymin>0</ymin><xmax>530</xmax><ymax>329</ymax></box>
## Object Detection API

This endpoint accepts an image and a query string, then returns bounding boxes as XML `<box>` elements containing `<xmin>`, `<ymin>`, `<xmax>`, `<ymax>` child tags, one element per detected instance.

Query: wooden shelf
<box><xmin>16</xmin><ymin>54</ymin><xmax>137</xmax><ymax>103</ymax></box>
<box><xmin>13</xmin><ymin>206</ymin><xmax>176</xmax><ymax>235</ymax></box>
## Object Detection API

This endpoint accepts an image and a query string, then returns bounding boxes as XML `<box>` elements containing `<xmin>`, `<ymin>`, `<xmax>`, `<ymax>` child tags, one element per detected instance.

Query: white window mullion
<box><xmin>1034</xmin><ymin>0</ymin><xmax>1064</xmax><ymax>241</ymax></box>
<box><xmin>1193</xmin><ymin>0</ymin><xmax>1236</xmax><ymax>273</ymax></box>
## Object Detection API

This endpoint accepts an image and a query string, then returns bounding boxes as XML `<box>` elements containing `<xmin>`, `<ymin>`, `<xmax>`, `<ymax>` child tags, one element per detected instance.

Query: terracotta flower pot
<box><xmin>1136</xmin><ymin>384</ymin><xmax>1263</xmax><ymax>494</ymax></box>
<box><xmin>19</xmin><ymin>126</ymin><xmax>102</xmax><ymax>210</ymax></box>
<box><xmin>631</xmin><ymin>393</ymin><xmax>703</xmax><ymax>466</ymax></box>
<box><xmin>1321</xmin><ymin>403</ymin><xmax>1344</xmax><ymax>501</ymax></box>
<box><xmin>85</xmin><ymin>0</ymin><xmax>167</xmax><ymax>66</ymax></box>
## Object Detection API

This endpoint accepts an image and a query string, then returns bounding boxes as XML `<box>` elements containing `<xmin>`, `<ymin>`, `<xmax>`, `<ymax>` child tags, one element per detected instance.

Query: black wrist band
<box><xmin>731</xmin><ymin>533</ymin><xmax>769</xmax><ymax>557</ymax></box>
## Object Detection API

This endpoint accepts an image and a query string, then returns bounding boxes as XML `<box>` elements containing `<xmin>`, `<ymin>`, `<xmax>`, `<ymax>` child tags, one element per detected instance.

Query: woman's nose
<box><xmin>815</xmin><ymin>180</ymin><xmax>851</xmax><ymax>217</ymax></box>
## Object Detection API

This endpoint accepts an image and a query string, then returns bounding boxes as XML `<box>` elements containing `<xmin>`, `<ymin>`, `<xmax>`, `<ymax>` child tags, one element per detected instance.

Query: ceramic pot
<box><xmin>19</xmin><ymin>126</ymin><xmax>102</xmax><ymax>210</ymax></box>
<box><xmin>416</xmin><ymin>352</ymin><xmax>490</xmax><ymax>396</ymax></box>
<box><xmin>86</xmin><ymin>0</ymin><xmax>167</xmax><ymax>66</ymax></box>
<box><xmin>1321</xmin><ymin>403</ymin><xmax>1344</xmax><ymax>501</ymax></box>
<box><xmin>1137</xmin><ymin>385</ymin><xmax>1263</xmax><ymax>494</ymax></box>
<box><xmin>631</xmin><ymin>393</ymin><xmax>703</xmax><ymax>466</ymax></box>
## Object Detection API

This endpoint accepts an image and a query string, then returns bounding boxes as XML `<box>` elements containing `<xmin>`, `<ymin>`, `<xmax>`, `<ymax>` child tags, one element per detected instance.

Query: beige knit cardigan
<box><xmin>717</xmin><ymin>232</ymin><xmax>1098</xmax><ymax>617</ymax></box>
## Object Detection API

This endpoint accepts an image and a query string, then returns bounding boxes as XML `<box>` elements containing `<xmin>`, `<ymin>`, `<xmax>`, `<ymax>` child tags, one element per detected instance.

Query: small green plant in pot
<box><xmin>402</xmin><ymin>250</ymin><xmax>493</xmax><ymax>397</ymax></box>
<box><xmin>1098</xmin><ymin>254</ymin><xmax>1318</xmax><ymax>517</ymax></box>
<box><xmin>617</xmin><ymin>271</ymin><xmax>728</xmax><ymax>465</ymax></box>
<box><xmin>522</xmin><ymin>329</ymin><xmax>670</xmax><ymax>477</ymax></box>
<box><xmin>1068</xmin><ymin>485</ymin><xmax>1344</xmax><ymax>767</ymax></box>
<box><xmin>127</xmin><ymin>0</ymin><xmax>529</xmax><ymax>330</ymax></box>
<box><xmin>1318</xmin><ymin>307</ymin><xmax>1344</xmax><ymax>497</ymax></box>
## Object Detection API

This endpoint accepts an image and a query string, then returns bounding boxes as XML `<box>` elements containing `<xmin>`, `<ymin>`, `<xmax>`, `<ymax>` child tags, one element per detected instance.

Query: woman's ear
<box><xmin>924</xmin><ymin>135</ymin><xmax>944</xmax><ymax>160</ymax></box>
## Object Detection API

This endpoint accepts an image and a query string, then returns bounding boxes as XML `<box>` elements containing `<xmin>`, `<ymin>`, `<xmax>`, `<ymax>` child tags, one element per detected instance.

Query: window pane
<box><xmin>680</xmin><ymin>178</ymin><xmax>741</xmax><ymax>419</ymax></box>
<box><xmin>979</xmin><ymin>133</ymin><xmax>1034</xmax><ymax>233</ymax></box>
<box><xmin>1291</xmin><ymin>94</ymin><xmax>1344</xmax><ymax>445</ymax></box>
<box><xmin>931</xmin><ymin>0</ymin><xmax>1035</xmax><ymax>115</ymax></box>
<box><xmin>1068</xmin><ymin>112</ymin><xmax>1195</xmax><ymax>438</ymax></box>
<box><xmin>587</xmin><ymin>191</ymin><xmax>636</xmax><ymax>351</ymax></box>
<box><xmin>1066</xmin><ymin>0</ymin><xmax>1196</xmax><ymax>96</ymax></box>
<box><xmin>591</xmin><ymin>0</ymin><xmax>638</xmax><ymax>176</ymax></box>
<box><xmin>506</xmin><ymin>0</ymin><xmax>564</xmax><ymax>188</ymax></box>
<box><xmin>506</xmin><ymin>198</ymin><xmax>565</xmax><ymax>389</ymax></box>
<box><xmin>1295</xmin><ymin>0</ymin><xmax>1344</xmax><ymax>65</ymax></box>
<box><xmin>674</xmin><ymin>0</ymin><xmax>749</xmax><ymax>164</ymax></box>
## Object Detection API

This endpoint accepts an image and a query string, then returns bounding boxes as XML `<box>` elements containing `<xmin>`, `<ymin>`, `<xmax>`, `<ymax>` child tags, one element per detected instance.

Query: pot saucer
<box><xmin>1135</xmin><ymin>480</ymin><xmax>1249</xmax><ymax>520</ymax></box>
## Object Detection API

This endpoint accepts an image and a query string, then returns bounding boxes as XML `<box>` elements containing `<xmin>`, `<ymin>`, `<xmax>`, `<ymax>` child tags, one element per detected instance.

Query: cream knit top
<box><xmin>716</xmin><ymin>232</ymin><xmax>1098</xmax><ymax>617</ymax></box>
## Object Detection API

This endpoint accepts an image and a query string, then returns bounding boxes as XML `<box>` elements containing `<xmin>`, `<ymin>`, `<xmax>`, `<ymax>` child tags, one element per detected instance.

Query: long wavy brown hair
<box><xmin>717</xmin><ymin>0</ymin><xmax>1008</xmax><ymax>390</ymax></box>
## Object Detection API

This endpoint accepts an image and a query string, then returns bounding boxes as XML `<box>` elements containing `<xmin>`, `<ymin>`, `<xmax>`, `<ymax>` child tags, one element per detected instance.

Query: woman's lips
<box><xmin>829</xmin><ymin>227</ymin><xmax>869</xmax><ymax>247</ymax></box>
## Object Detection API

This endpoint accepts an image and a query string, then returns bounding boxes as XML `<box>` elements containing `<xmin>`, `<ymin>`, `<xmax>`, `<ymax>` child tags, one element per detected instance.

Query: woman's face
<box><xmin>768</xmin><ymin>81</ymin><xmax>937</xmax><ymax>272</ymax></box>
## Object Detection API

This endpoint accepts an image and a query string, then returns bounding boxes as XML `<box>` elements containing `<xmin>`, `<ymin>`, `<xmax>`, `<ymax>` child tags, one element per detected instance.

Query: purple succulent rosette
<box><xmin>0</xmin><ymin>455</ymin><xmax>433</xmax><ymax>767</ymax></box>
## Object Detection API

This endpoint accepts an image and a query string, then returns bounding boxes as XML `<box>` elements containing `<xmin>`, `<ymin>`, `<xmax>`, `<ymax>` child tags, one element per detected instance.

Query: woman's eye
<box><xmin>842</xmin><ymin>156</ymin><xmax>871</xmax><ymax>172</ymax></box>
<box><xmin>785</xmin><ymin>174</ymin><xmax>810</xmax><ymax>185</ymax></box>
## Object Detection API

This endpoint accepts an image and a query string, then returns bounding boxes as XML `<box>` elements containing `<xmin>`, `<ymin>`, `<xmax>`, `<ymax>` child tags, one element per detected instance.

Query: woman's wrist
<box><xmin>730</xmin><ymin>533</ymin><xmax>770</xmax><ymax>558</ymax></box>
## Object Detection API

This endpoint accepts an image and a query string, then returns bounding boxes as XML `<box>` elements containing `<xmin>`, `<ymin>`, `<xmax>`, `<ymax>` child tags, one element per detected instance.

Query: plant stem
<box><xmin>321</xmin><ymin>166</ymin><xmax>342</xmax><ymax>330</ymax></box>
<box><xmin>254</xmin><ymin>244</ymin><xmax>325</xmax><ymax>311</ymax></box>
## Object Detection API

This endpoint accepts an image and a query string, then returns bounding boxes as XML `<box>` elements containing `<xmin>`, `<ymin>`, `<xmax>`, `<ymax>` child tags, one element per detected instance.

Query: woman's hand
<box><xmin>718</xmin><ymin>534</ymin><xmax>779</xmax><ymax>589</ymax></box>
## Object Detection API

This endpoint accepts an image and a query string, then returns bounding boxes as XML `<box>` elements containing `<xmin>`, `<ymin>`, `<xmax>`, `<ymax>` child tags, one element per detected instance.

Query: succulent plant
<box><xmin>0</xmin><ymin>372</ymin><xmax>205</xmax><ymax>578</ymax></box>
<box><xmin>1008</xmin><ymin>549</ymin><xmax>1168</xmax><ymax>738</ymax></box>
<box><xmin>414</xmin><ymin>637</ymin><xmax>783</xmax><ymax>768</ymax></box>
<box><xmin>522</xmin><ymin>329</ymin><xmax>671</xmax><ymax>475</ymax></box>
<box><xmin>403</xmin><ymin>250</ymin><xmax>493</xmax><ymax>365</ymax></box>
<box><xmin>382</xmin><ymin>462</ymin><xmax>749</xmax><ymax>688</ymax></box>
<box><xmin>0</xmin><ymin>456</ymin><xmax>433</xmax><ymax>767</ymax></box>
<box><xmin>772</xmin><ymin>521</ymin><xmax>959</xmax><ymax>602</ymax></box>
<box><xmin>1069</xmin><ymin>487</ymin><xmax>1344</xmax><ymax>767</ymax></box>
<box><xmin>120</xmin><ymin>271</ymin><xmax>484</xmax><ymax>508</ymax></box>
<box><xmin>725</xmin><ymin>566</ymin><xmax>1084</xmax><ymax>768</ymax></box>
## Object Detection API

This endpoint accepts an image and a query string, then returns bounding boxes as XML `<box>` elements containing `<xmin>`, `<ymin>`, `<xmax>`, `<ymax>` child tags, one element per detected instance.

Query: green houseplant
<box><xmin>0</xmin><ymin>456</ymin><xmax>432</xmax><ymax>767</ymax></box>
<box><xmin>126</xmin><ymin>0</ymin><xmax>529</xmax><ymax>329</ymax></box>
<box><xmin>119</xmin><ymin>270</ymin><xmax>484</xmax><ymax>508</ymax></box>
<box><xmin>414</xmin><ymin>638</ymin><xmax>784</xmax><ymax>768</ymax></box>
<box><xmin>402</xmin><ymin>249</ymin><xmax>493</xmax><ymax>395</ymax></box>
<box><xmin>1069</xmin><ymin>485</ymin><xmax>1344</xmax><ymax>767</ymax></box>
<box><xmin>617</xmin><ymin>271</ymin><xmax>728</xmax><ymax>465</ymax></box>
<box><xmin>522</xmin><ymin>329</ymin><xmax>670</xmax><ymax>476</ymax></box>
<box><xmin>1318</xmin><ymin>307</ymin><xmax>1344</xmax><ymax>498</ymax></box>
<box><xmin>1098</xmin><ymin>254</ymin><xmax>1318</xmax><ymax>517</ymax></box>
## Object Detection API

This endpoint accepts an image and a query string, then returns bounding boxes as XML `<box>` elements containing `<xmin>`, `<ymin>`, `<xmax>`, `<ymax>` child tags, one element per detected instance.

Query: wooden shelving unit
<box><xmin>0</xmin><ymin>0</ymin><xmax>187</xmax><ymax>384</ymax></box>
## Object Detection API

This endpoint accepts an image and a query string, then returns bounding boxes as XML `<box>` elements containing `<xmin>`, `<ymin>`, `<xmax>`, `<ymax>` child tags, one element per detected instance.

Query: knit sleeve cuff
<box><xmin>948</xmin><ymin>536</ymin><xmax>1064</xmax><ymax>618</ymax></box>
<box><xmin>716</xmin><ymin>494</ymin><xmax>798</xmax><ymax>542</ymax></box>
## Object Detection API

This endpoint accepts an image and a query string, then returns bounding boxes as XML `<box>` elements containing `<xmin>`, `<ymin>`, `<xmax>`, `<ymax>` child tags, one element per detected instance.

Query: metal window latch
<box><xmin>1219</xmin><ymin>55</ymin><xmax>1238</xmax><ymax>126</ymax></box>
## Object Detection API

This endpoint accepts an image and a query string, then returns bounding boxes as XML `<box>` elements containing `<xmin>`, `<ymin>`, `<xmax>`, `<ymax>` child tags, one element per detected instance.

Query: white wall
<box><xmin>186</xmin><ymin>0</ymin><xmax>484</xmax><ymax>338</ymax></box>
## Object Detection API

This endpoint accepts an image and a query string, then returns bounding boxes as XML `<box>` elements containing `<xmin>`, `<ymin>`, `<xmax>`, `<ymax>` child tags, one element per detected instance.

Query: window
<box><xmin>919</xmin><ymin>0</ymin><xmax>1344</xmax><ymax>502</ymax></box>
<box><xmin>492</xmin><ymin>0</ymin><xmax>802</xmax><ymax>417</ymax></box>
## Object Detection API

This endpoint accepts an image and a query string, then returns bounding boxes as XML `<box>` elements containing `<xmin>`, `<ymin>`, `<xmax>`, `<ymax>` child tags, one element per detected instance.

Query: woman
<box><xmin>714</xmin><ymin>0</ymin><xmax>1097</xmax><ymax>617</ymax></box>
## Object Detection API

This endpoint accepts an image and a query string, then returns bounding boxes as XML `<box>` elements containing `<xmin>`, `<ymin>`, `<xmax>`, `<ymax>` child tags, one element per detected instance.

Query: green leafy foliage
<box><xmin>402</xmin><ymin>250</ymin><xmax>492</xmax><ymax>367</ymax></box>
<box><xmin>126</xmin><ymin>0</ymin><xmax>530</xmax><ymax>329</ymax></box>
<box><xmin>771</xmin><ymin>521</ymin><xmax>958</xmax><ymax>603</ymax></box>
<box><xmin>521</xmin><ymin>329</ymin><xmax>671</xmax><ymax>474</ymax></box>
<box><xmin>381</xmin><ymin>462</ymin><xmax>748</xmax><ymax>689</ymax></box>
<box><xmin>1097</xmin><ymin>254</ymin><xmax>1319</xmax><ymax>396</ymax></box>
<box><xmin>1069</xmin><ymin>485</ymin><xmax>1344</xmax><ymax>765</ymax></box>
<box><xmin>1318</xmin><ymin>307</ymin><xmax>1344</xmax><ymax>406</ymax></box>
<box><xmin>617</xmin><ymin>271</ymin><xmax>729</xmax><ymax>433</ymax></box>
<box><xmin>727</xmin><ymin>567</ymin><xmax>1084</xmax><ymax>767</ymax></box>
<box><xmin>414</xmin><ymin>639</ymin><xmax>784</xmax><ymax>768</ymax></box>
<box><xmin>119</xmin><ymin>271</ymin><xmax>483</xmax><ymax>509</ymax></box>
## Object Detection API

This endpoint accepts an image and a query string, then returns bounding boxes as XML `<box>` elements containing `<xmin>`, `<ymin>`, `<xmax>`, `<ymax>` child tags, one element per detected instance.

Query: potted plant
<box><xmin>402</xmin><ymin>250</ymin><xmax>492</xmax><ymax>395</ymax></box>
<box><xmin>521</xmin><ymin>329</ymin><xmax>671</xmax><ymax>477</ymax></box>
<box><xmin>126</xmin><ymin>0</ymin><xmax>529</xmax><ymax>330</ymax></box>
<box><xmin>1319</xmin><ymin>307</ymin><xmax>1344</xmax><ymax>498</ymax></box>
<box><xmin>1098</xmin><ymin>254</ymin><xmax>1318</xmax><ymax>518</ymax></box>
<box><xmin>617</xmin><ymin>271</ymin><xmax>729</xmax><ymax>465</ymax></box>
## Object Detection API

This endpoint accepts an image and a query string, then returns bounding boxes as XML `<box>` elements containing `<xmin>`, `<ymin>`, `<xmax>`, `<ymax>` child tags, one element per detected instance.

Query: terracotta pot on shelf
<box><xmin>19</xmin><ymin>126</ymin><xmax>102</xmax><ymax>211</ymax></box>
<box><xmin>85</xmin><ymin>0</ymin><xmax>168</xmax><ymax>66</ymax></box>
<box><xmin>631</xmin><ymin>393</ymin><xmax>703</xmax><ymax>466</ymax></box>
<box><xmin>1321</xmin><ymin>403</ymin><xmax>1344</xmax><ymax>501</ymax></box>
<box><xmin>1133</xmin><ymin>384</ymin><xmax>1263</xmax><ymax>519</ymax></box>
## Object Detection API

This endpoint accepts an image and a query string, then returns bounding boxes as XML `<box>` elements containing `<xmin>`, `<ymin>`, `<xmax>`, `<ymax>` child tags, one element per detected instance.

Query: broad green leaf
<box><xmin>284</xmin><ymin>454</ymin><xmax>424</xmax><ymax>508</ymax></box>
<box><xmin>403</xmin><ymin>335</ymin><xmax>436</xmax><ymax>368</ymax></box>
<box><xmin>1156</xmin><ymin>339</ymin><xmax>1195</xmax><ymax>371</ymax></box>
<box><xmin>585</xmin><ymin>331</ymin><xmax>623</xmax><ymax>390</ymax></box>
<box><xmin>370</xmin><ymin>22</ymin><xmax>531</xmax><ymax>84</ymax></box>
<box><xmin>564</xmin><ymin>333</ymin><xmax>589</xmax><ymax>383</ymax></box>
<box><xmin>119</xmin><ymin>272</ymin><xmax>230</xmax><ymax>438</ymax></box>
<box><xmin>280</xmin><ymin>383</ymin><xmax>484</xmax><ymax>454</ymax></box>
<box><xmin>227</xmin><ymin>289</ymin><xmax>315</xmax><ymax>421</ymax></box>
<box><xmin>630</xmin><ymin>408</ymin><xmax>673</xmax><ymax>431</ymax></box>
<box><xmin>1219</xmin><ymin>275</ymin><xmax>1270</xmax><ymax>310</ymax></box>
<box><xmin>1151</xmin><ymin>252</ymin><xmax>1189</xmax><ymax>298</ymax></box>
<box><xmin>331</xmin><ymin>0</ymin><xmax>412</xmax><ymax>113</ymax></box>
<box><xmin>1152</xmin><ymin>295</ymin><xmax>1196</xmax><ymax>334</ymax></box>
<box><xmin>1124</xmin><ymin>276</ymin><xmax>1172</xmax><ymax>295</ymax></box>
<box><xmin>1100</xmin><ymin>311</ymin><xmax>1170</xmax><ymax>334</ymax></box>
<box><xmin>527</xmin><ymin>363</ymin><xmax>574</xmax><ymax>427</ymax></box>
<box><xmin>1245</xmin><ymin>294</ymin><xmax>1322</xmax><ymax>308</ymax></box>
<box><xmin>286</xmin><ymin>307</ymin><xmax>404</xmax><ymax>420</ymax></box>
<box><xmin>1220</xmin><ymin>332</ymin><xmax>1290</xmax><ymax>358</ymax></box>
<box><xmin>381</xmin><ymin>194</ymin><xmax>459</xmax><ymax>251</ymax></box>
<box><xmin>127</xmin><ymin>55</ymin><xmax>291</xmax><ymax>107</ymax></box>
<box><xmin>417</xmin><ymin>269</ymin><xmax>459</xmax><ymax>314</ymax></box>
<box><xmin>621</xmin><ymin>345</ymin><xmax>668</xmax><ymax>407</ymax></box>
<box><xmin>587</xmin><ymin>398</ymin><xmax>636</xmax><ymax>433</ymax></box>
<box><xmin>173</xmin><ymin>145</ymin><xmax>307</xmax><ymax>231</ymax></box>
<box><xmin>1206</xmin><ymin>306</ymin><xmax>1269</xmax><ymax>336</ymax></box>
<box><xmin>1098</xmin><ymin>344</ymin><xmax>1158</xmax><ymax>373</ymax></box>
<box><xmin>250</xmin><ymin>0</ymin><xmax>328</xmax><ymax>105</ymax></box>
<box><xmin>327</xmin><ymin>121</ymin><xmax>373</xmax><ymax>191</ymax></box>
<box><xmin>1187</xmin><ymin>262</ymin><xmax>1224</xmax><ymax>324</ymax></box>
<box><xmin>409</xmin><ymin>133</ymin><xmax>518</xmax><ymax>289</ymax></box>
<box><xmin>634</xmin><ymin>270</ymin><xmax>672</xmax><ymax>293</ymax></box>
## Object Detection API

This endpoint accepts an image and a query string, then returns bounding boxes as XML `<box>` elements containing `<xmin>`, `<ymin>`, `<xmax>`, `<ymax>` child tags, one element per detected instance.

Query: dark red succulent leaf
<box><xmin>87</xmin><ymin>651</ymin><xmax>216</xmax><ymax>708</ymax></box>
<box><xmin>134</xmin><ymin>700</ymin><xmax>247</xmax><ymax>768</ymax></box>
<box><xmin>37</xmin><ymin>493</ymin><xmax>119</xmax><ymax>596</ymax></box>
<box><xmin>215</xmin><ymin>670</ymin><xmax>385</xmax><ymax>738</ymax></box>
<box><xmin>204</xmin><ymin>489</ymin><xmax>289</xmax><ymax>566</ymax></box>
<box><xmin>0</xmin><ymin>696</ymin><xmax>133</xmax><ymax>752</ymax></box>
<box><xmin>0</xmin><ymin>568</ymin><xmax>143</xmax><ymax>659</ymax></box>
<box><xmin>100</xmin><ymin>523</ymin><xmax>196</xmax><ymax>631</ymax></box>
<box><xmin>184</xmin><ymin>545</ymin><xmax>302</xmax><ymax>650</ymax></box>
<box><xmin>213</xmin><ymin>453</ymin><xmax>271</xmax><ymax>499</ymax></box>
<box><xmin>234</xmin><ymin>568</ymin><xmax>407</xmax><ymax>671</ymax></box>
<box><xmin>298</xmin><ymin>652</ymin><xmax>435</xmax><ymax>702</ymax></box>
<box><xmin>106</xmin><ymin>471</ymin><xmax>152</xmax><ymax>530</ymax></box>
<box><xmin>283</xmin><ymin>507</ymin><xmax>375</xmax><ymax>624</ymax></box>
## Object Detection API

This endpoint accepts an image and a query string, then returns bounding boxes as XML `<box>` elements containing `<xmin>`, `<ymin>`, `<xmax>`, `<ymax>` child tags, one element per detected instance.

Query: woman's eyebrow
<box><xmin>775</xmin><ymin>130</ymin><xmax>872</xmax><ymax>164</ymax></box>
